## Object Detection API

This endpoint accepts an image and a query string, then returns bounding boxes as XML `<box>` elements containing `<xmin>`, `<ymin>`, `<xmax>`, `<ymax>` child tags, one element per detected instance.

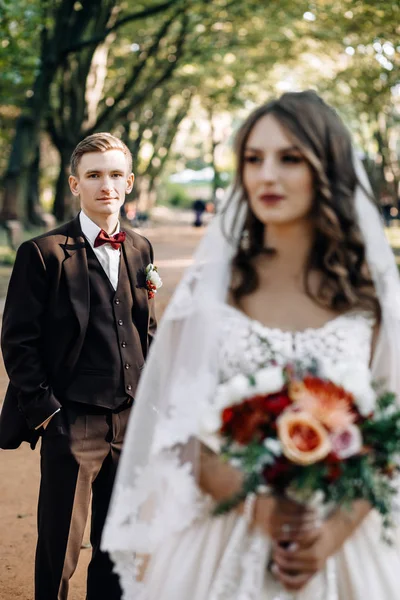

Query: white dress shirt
<box><xmin>79</xmin><ymin>210</ymin><xmax>121</xmax><ymax>290</ymax></box>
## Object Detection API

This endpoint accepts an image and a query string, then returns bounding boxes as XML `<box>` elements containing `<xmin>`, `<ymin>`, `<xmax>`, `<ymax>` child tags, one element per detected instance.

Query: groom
<box><xmin>0</xmin><ymin>133</ymin><xmax>157</xmax><ymax>599</ymax></box>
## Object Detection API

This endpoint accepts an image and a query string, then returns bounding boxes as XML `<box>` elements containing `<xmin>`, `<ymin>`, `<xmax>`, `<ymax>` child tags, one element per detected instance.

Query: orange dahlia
<box><xmin>289</xmin><ymin>376</ymin><xmax>355</xmax><ymax>431</ymax></box>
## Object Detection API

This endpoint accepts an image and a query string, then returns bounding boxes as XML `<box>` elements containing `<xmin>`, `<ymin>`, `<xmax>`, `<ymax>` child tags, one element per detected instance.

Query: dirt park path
<box><xmin>0</xmin><ymin>225</ymin><xmax>203</xmax><ymax>600</ymax></box>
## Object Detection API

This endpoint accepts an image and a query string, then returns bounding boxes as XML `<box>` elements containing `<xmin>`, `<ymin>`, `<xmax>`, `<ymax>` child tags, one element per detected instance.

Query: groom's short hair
<box><xmin>70</xmin><ymin>132</ymin><xmax>133</xmax><ymax>176</ymax></box>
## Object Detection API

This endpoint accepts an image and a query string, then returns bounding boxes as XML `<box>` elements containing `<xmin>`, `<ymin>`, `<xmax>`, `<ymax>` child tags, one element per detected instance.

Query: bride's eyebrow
<box><xmin>244</xmin><ymin>145</ymin><xmax>301</xmax><ymax>153</ymax></box>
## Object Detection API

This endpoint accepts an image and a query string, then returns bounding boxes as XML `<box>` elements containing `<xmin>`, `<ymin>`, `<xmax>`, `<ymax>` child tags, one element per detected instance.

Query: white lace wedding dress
<box><xmin>116</xmin><ymin>306</ymin><xmax>400</xmax><ymax>600</ymax></box>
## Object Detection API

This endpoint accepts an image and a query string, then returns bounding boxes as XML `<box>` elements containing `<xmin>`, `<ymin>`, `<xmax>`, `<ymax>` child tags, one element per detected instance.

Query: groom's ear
<box><xmin>126</xmin><ymin>173</ymin><xmax>134</xmax><ymax>194</ymax></box>
<box><xmin>69</xmin><ymin>175</ymin><xmax>80</xmax><ymax>197</ymax></box>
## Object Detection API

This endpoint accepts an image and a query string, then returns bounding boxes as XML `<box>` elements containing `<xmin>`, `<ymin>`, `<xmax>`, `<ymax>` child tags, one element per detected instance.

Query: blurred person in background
<box><xmin>192</xmin><ymin>197</ymin><xmax>207</xmax><ymax>227</ymax></box>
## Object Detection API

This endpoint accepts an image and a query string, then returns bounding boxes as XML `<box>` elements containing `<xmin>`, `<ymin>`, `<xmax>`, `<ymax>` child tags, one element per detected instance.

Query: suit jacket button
<box><xmin>118</xmin><ymin>319</ymin><xmax>123</xmax><ymax>326</ymax></box>
<box><xmin>115</xmin><ymin>298</ymin><xmax>120</xmax><ymax>305</ymax></box>
<box><xmin>121</xmin><ymin>341</ymin><xmax>127</xmax><ymax>348</ymax></box>
<box><xmin>124</xmin><ymin>363</ymin><xmax>130</xmax><ymax>369</ymax></box>
<box><xmin>127</xmin><ymin>384</ymin><xmax>132</xmax><ymax>391</ymax></box>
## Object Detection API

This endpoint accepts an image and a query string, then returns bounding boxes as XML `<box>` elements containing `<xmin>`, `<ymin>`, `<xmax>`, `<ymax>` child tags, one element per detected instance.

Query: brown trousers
<box><xmin>35</xmin><ymin>403</ymin><xmax>131</xmax><ymax>600</ymax></box>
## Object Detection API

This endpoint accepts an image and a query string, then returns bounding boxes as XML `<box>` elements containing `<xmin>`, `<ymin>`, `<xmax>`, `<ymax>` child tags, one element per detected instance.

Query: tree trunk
<box><xmin>207</xmin><ymin>106</ymin><xmax>220</xmax><ymax>204</ymax></box>
<box><xmin>27</xmin><ymin>145</ymin><xmax>48</xmax><ymax>226</ymax></box>
<box><xmin>53</xmin><ymin>149</ymin><xmax>76</xmax><ymax>222</ymax></box>
<box><xmin>1</xmin><ymin>41</ymin><xmax>58</xmax><ymax>225</ymax></box>
<box><xmin>1</xmin><ymin>115</ymin><xmax>39</xmax><ymax>221</ymax></box>
<box><xmin>378</xmin><ymin>117</ymin><xmax>398</xmax><ymax>200</ymax></box>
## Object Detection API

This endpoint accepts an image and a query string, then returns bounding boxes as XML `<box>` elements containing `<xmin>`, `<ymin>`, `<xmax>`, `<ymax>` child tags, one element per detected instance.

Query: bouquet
<box><xmin>201</xmin><ymin>358</ymin><xmax>400</xmax><ymax>535</ymax></box>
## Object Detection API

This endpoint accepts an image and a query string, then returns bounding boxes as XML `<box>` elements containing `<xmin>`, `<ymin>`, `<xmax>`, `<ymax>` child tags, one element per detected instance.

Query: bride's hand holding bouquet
<box><xmin>270</xmin><ymin>496</ymin><xmax>371</xmax><ymax>592</ymax></box>
<box><xmin>201</xmin><ymin>358</ymin><xmax>400</xmax><ymax>591</ymax></box>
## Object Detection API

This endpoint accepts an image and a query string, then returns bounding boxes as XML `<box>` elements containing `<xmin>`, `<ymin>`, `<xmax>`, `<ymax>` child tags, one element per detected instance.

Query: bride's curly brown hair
<box><xmin>226</xmin><ymin>90</ymin><xmax>381</xmax><ymax>317</ymax></box>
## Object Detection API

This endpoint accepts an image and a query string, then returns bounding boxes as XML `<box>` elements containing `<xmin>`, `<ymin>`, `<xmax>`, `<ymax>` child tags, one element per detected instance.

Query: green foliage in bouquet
<box><xmin>211</xmin><ymin>371</ymin><xmax>400</xmax><ymax>540</ymax></box>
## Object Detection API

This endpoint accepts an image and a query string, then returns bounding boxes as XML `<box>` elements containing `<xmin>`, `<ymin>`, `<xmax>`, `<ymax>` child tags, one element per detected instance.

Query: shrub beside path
<box><xmin>0</xmin><ymin>225</ymin><xmax>203</xmax><ymax>600</ymax></box>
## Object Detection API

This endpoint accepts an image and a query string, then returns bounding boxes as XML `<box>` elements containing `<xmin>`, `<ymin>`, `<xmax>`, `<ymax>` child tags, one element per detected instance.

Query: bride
<box><xmin>102</xmin><ymin>91</ymin><xmax>400</xmax><ymax>599</ymax></box>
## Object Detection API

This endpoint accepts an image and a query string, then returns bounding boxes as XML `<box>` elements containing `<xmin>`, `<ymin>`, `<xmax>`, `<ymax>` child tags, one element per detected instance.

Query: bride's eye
<box><xmin>281</xmin><ymin>154</ymin><xmax>303</xmax><ymax>164</ymax></box>
<box><xmin>244</xmin><ymin>155</ymin><xmax>261</xmax><ymax>164</ymax></box>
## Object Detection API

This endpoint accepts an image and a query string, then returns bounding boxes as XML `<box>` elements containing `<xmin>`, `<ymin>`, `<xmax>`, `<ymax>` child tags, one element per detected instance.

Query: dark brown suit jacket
<box><xmin>0</xmin><ymin>215</ymin><xmax>156</xmax><ymax>449</ymax></box>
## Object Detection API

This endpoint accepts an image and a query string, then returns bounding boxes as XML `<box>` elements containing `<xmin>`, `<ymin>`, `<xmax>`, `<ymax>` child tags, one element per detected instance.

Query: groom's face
<box><xmin>69</xmin><ymin>149</ymin><xmax>134</xmax><ymax>221</ymax></box>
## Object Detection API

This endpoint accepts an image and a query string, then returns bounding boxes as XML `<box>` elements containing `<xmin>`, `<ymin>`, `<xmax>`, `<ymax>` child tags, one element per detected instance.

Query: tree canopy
<box><xmin>0</xmin><ymin>0</ymin><xmax>398</xmax><ymax>223</ymax></box>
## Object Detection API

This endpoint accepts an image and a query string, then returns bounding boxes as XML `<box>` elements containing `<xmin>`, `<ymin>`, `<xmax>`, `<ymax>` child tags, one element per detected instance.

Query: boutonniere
<box><xmin>145</xmin><ymin>263</ymin><xmax>163</xmax><ymax>299</ymax></box>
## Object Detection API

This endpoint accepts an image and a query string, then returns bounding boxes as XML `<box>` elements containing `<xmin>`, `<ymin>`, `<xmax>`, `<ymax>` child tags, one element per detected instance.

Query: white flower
<box><xmin>226</xmin><ymin>374</ymin><xmax>252</xmax><ymax>404</ymax></box>
<box><xmin>322</xmin><ymin>360</ymin><xmax>376</xmax><ymax>416</ymax></box>
<box><xmin>355</xmin><ymin>385</ymin><xmax>375</xmax><ymax>417</ymax></box>
<box><xmin>210</xmin><ymin>374</ymin><xmax>255</xmax><ymax>432</ymax></box>
<box><xmin>146</xmin><ymin>264</ymin><xmax>163</xmax><ymax>289</ymax></box>
<box><xmin>254</xmin><ymin>366</ymin><xmax>285</xmax><ymax>396</ymax></box>
<box><xmin>215</xmin><ymin>366</ymin><xmax>285</xmax><ymax>410</ymax></box>
<box><xmin>263</xmin><ymin>438</ymin><xmax>282</xmax><ymax>456</ymax></box>
<box><xmin>330</xmin><ymin>424</ymin><xmax>363</xmax><ymax>459</ymax></box>
<box><xmin>149</xmin><ymin>270</ymin><xmax>162</xmax><ymax>288</ymax></box>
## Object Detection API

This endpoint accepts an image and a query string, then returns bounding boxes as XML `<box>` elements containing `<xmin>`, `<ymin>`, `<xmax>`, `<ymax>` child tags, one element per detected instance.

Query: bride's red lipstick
<box><xmin>259</xmin><ymin>194</ymin><xmax>284</xmax><ymax>205</ymax></box>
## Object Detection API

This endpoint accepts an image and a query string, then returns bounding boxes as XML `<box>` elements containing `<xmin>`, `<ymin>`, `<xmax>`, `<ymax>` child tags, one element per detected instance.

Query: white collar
<box><xmin>79</xmin><ymin>210</ymin><xmax>120</xmax><ymax>248</ymax></box>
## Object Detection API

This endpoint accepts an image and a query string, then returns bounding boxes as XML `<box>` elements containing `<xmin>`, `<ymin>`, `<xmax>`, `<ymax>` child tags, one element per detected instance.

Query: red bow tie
<box><xmin>94</xmin><ymin>229</ymin><xmax>126</xmax><ymax>250</ymax></box>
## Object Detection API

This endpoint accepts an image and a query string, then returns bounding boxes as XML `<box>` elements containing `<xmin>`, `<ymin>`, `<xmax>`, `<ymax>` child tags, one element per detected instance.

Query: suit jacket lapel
<box><xmin>122</xmin><ymin>234</ymin><xmax>149</xmax><ymax>348</ymax></box>
<box><xmin>61</xmin><ymin>216</ymin><xmax>90</xmax><ymax>344</ymax></box>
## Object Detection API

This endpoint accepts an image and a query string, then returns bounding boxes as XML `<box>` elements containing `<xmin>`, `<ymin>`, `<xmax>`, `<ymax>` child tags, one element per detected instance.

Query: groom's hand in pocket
<box><xmin>34</xmin><ymin>408</ymin><xmax>61</xmax><ymax>431</ymax></box>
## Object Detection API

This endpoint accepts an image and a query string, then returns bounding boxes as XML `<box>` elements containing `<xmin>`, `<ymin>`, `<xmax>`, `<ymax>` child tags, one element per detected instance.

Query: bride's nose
<box><xmin>258</xmin><ymin>156</ymin><xmax>278</xmax><ymax>183</ymax></box>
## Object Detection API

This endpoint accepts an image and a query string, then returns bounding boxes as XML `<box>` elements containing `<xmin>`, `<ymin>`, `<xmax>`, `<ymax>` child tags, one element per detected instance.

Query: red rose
<box><xmin>262</xmin><ymin>393</ymin><xmax>292</xmax><ymax>417</ymax></box>
<box><xmin>325</xmin><ymin>451</ymin><xmax>342</xmax><ymax>482</ymax></box>
<box><xmin>234</xmin><ymin>409</ymin><xmax>269</xmax><ymax>445</ymax></box>
<box><xmin>327</xmin><ymin>464</ymin><xmax>341</xmax><ymax>482</ymax></box>
<box><xmin>262</xmin><ymin>458</ymin><xmax>292</xmax><ymax>486</ymax></box>
<box><xmin>221</xmin><ymin>401</ymin><xmax>270</xmax><ymax>445</ymax></box>
<box><xmin>222</xmin><ymin>408</ymin><xmax>234</xmax><ymax>425</ymax></box>
<box><xmin>326</xmin><ymin>451</ymin><xmax>341</xmax><ymax>463</ymax></box>
<box><xmin>220</xmin><ymin>392</ymin><xmax>291</xmax><ymax>445</ymax></box>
